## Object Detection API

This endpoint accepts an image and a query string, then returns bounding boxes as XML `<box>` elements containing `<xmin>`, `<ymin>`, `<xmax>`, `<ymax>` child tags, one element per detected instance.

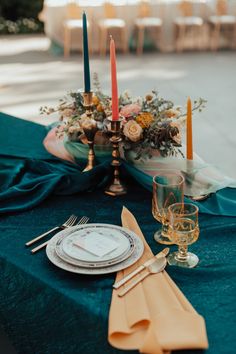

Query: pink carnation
<box><xmin>120</xmin><ymin>103</ymin><xmax>141</xmax><ymax>118</ymax></box>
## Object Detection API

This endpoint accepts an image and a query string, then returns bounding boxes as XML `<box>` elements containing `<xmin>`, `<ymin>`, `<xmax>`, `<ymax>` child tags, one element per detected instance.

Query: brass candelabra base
<box><xmin>81</xmin><ymin>91</ymin><xmax>98</xmax><ymax>172</ymax></box>
<box><xmin>105</xmin><ymin>119</ymin><xmax>127</xmax><ymax>196</ymax></box>
<box><xmin>83</xmin><ymin>140</ymin><xmax>97</xmax><ymax>172</ymax></box>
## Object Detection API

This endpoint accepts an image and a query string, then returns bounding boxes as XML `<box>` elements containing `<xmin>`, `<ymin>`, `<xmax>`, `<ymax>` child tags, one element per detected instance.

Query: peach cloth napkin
<box><xmin>108</xmin><ymin>207</ymin><xmax>208</xmax><ymax>354</ymax></box>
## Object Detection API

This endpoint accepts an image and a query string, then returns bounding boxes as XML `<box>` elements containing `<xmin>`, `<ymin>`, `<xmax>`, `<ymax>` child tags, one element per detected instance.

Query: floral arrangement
<box><xmin>40</xmin><ymin>74</ymin><xmax>206</xmax><ymax>159</ymax></box>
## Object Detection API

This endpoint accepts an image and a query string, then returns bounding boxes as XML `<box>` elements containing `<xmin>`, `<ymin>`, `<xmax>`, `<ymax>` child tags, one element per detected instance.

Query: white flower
<box><xmin>80</xmin><ymin>117</ymin><xmax>97</xmax><ymax>130</ymax></box>
<box><xmin>62</xmin><ymin>108</ymin><xmax>74</xmax><ymax>118</ymax></box>
<box><xmin>68</xmin><ymin>126</ymin><xmax>77</xmax><ymax>133</ymax></box>
<box><xmin>123</xmin><ymin>120</ymin><xmax>143</xmax><ymax>142</ymax></box>
<box><xmin>164</xmin><ymin>108</ymin><xmax>180</xmax><ymax>119</ymax></box>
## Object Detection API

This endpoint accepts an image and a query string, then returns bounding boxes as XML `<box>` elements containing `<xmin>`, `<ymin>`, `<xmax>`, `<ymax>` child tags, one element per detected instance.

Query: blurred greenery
<box><xmin>0</xmin><ymin>0</ymin><xmax>44</xmax><ymax>21</ymax></box>
<box><xmin>0</xmin><ymin>0</ymin><xmax>44</xmax><ymax>34</ymax></box>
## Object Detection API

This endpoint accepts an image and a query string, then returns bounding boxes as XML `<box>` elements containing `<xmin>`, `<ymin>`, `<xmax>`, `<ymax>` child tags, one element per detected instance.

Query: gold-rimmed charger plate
<box><xmin>55</xmin><ymin>224</ymin><xmax>136</xmax><ymax>268</ymax></box>
<box><xmin>46</xmin><ymin>225</ymin><xmax>144</xmax><ymax>275</ymax></box>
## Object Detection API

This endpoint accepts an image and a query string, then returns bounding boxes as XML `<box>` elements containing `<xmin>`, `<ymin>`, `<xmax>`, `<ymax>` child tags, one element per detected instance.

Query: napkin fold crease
<box><xmin>108</xmin><ymin>207</ymin><xmax>208</xmax><ymax>354</ymax></box>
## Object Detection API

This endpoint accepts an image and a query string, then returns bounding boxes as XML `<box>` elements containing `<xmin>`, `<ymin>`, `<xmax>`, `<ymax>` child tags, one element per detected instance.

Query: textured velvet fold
<box><xmin>0</xmin><ymin>156</ymin><xmax>110</xmax><ymax>213</ymax></box>
<box><xmin>0</xmin><ymin>113</ymin><xmax>110</xmax><ymax>214</ymax></box>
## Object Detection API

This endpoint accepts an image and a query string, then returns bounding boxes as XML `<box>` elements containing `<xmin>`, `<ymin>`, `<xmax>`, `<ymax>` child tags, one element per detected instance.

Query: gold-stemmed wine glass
<box><xmin>152</xmin><ymin>170</ymin><xmax>184</xmax><ymax>245</ymax></box>
<box><xmin>167</xmin><ymin>203</ymin><xmax>199</xmax><ymax>268</ymax></box>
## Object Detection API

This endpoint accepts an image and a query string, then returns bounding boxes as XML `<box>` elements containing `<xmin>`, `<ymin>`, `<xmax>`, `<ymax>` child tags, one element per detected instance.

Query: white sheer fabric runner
<box><xmin>123</xmin><ymin>145</ymin><xmax>236</xmax><ymax>197</ymax></box>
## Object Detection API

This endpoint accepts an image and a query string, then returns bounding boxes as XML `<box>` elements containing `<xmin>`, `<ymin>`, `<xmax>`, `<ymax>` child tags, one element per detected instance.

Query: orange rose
<box><xmin>92</xmin><ymin>96</ymin><xmax>100</xmax><ymax>106</ymax></box>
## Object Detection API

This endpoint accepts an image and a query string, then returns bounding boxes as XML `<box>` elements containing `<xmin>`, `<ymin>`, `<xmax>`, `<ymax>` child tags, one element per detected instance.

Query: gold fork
<box><xmin>25</xmin><ymin>214</ymin><xmax>77</xmax><ymax>247</ymax></box>
<box><xmin>31</xmin><ymin>216</ymin><xmax>89</xmax><ymax>254</ymax></box>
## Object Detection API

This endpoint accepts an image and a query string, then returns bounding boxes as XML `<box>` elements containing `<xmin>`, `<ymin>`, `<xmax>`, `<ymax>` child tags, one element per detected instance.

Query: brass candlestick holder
<box><xmin>81</xmin><ymin>92</ymin><xmax>98</xmax><ymax>172</ymax></box>
<box><xmin>105</xmin><ymin>118</ymin><xmax>127</xmax><ymax>196</ymax></box>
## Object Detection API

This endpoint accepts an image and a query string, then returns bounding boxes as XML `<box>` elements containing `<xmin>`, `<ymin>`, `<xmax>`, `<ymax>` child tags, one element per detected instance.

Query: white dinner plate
<box><xmin>46</xmin><ymin>224</ymin><xmax>144</xmax><ymax>275</ymax></box>
<box><xmin>61</xmin><ymin>224</ymin><xmax>132</xmax><ymax>262</ymax></box>
<box><xmin>55</xmin><ymin>224</ymin><xmax>136</xmax><ymax>268</ymax></box>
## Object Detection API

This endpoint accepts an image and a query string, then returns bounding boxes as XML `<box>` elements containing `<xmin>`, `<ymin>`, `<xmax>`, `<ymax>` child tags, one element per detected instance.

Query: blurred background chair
<box><xmin>98</xmin><ymin>2</ymin><xmax>128</xmax><ymax>56</ymax></box>
<box><xmin>209</xmin><ymin>0</ymin><xmax>236</xmax><ymax>51</ymax></box>
<box><xmin>134</xmin><ymin>0</ymin><xmax>163</xmax><ymax>55</ymax></box>
<box><xmin>38</xmin><ymin>6</ymin><xmax>46</xmax><ymax>23</ymax></box>
<box><xmin>63</xmin><ymin>1</ymin><xmax>91</xmax><ymax>58</ymax></box>
<box><xmin>174</xmin><ymin>0</ymin><xmax>204</xmax><ymax>52</ymax></box>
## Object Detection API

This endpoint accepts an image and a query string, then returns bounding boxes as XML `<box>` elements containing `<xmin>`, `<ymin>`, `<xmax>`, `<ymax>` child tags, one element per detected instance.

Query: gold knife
<box><xmin>118</xmin><ymin>257</ymin><xmax>167</xmax><ymax>297</ymax></box>
<box><xmin>113</xmin><ymin>247</ymin><xmax>169</xmax><ymax>289</ymax></box>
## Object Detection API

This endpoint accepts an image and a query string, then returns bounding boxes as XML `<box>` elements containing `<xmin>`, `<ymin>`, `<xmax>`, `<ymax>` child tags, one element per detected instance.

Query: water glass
<box><xmin>167</xmin><ymin>203</ymin><xmax>199</xmax><ymax>268</ymax></box>
<box><xmin>152</xmin><ymin>170</ymin><xmax>184</xmax><ymax>244</ymax></box>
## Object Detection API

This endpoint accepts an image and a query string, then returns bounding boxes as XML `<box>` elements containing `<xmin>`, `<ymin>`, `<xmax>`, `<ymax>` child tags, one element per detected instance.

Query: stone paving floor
<box><xmin>0</xmin><ymin>34</ymin><xmax>236</xmax><ymax>354</ymax></box>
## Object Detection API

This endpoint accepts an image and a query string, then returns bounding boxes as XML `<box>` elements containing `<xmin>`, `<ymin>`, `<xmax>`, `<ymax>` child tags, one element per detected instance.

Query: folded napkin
<box><xmin>108</xmin><ymin>207</ymin><xmax>208</xmax><ymax>354</ymax></box>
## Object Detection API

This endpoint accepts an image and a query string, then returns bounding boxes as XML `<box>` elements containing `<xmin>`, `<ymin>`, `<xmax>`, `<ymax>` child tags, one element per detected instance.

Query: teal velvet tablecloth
<box><xmin>0</xmin><ymin>113</ymin><xmax>236</xmax><ymax>354</ymax></box>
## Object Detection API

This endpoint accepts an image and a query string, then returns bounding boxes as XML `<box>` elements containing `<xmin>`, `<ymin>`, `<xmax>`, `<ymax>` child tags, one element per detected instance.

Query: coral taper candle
<box><xmin>82</xmin><ymin>12</ymin><xmax>91</xmax><ymax>93</ymax></box>
<box><xmin>110</xmin><ymin>37</ymin><xmax>119</xmax><ymax>121</ymax></box>
<box><xmin>186</xmin><ymin>97</ymin><xmax>193</xmax><ymax>160</ymax></box>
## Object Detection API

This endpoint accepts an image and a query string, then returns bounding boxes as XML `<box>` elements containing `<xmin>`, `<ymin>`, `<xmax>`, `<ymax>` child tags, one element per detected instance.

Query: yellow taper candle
<box><xmin>186</xmin><ymin>97</ymin><xmax>193</xmax><ymax>160</ymax></box>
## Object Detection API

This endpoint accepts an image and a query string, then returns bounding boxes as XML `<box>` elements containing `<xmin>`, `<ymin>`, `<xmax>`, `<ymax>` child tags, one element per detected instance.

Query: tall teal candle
<box><xmin>82</xmin><ymin>12</ymin><xmax>91</xmax><ymax>93</ymax></box>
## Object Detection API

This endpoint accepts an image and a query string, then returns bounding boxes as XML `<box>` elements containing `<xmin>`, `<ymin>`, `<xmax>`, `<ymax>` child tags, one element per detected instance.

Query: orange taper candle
<box><xmin>110</xmin><ymin>37</ymin><xmax>119</xmax><ymax>121</ymax></box>
<box><xmin>186</xmin><ymin>97</ymin><xmax>193</xmax><ymax>160</ymax></box>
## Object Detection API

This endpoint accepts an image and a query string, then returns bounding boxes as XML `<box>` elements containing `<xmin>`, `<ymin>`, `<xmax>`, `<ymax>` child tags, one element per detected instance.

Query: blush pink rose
<box><xmin>120</xmin><ymin>103</ymin><xmax>141</xmax><ymax>118</ymax></box>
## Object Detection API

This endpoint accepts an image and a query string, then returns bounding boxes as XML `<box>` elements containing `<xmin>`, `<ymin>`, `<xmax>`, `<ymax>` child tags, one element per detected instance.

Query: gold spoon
<box><xmin>118</xmin><ymin>257</ymin><xmax>167</xmax><ymax>297</ymax></box>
